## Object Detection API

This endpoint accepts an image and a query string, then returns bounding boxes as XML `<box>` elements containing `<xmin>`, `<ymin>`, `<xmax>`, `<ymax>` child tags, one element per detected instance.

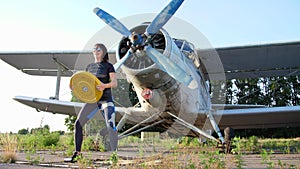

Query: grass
<box><xmin>0</xmin><ymin>133</ymin><xmax>18</xmax><ymax>163</ymax></box>
<box><xmin>260</xmin><ymin>138</ymin><xmax>300</xmax><ymax>154</ymax></box>
<box><xmin>0</xmin><ymin>132</ymin><xmax>300</xmax><ymax>168</ymax></box>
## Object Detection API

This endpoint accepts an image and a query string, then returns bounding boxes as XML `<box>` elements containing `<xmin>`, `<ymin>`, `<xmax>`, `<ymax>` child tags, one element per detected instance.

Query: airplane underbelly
<box><xmin>129</xmin><ymin>68</ymin><xmax>174</xmax><ymax>89</ymax></box>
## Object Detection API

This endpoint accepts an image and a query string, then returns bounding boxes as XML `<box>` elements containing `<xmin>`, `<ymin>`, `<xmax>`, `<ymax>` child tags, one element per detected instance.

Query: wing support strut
<box><xmin>119</xmin><ymin>119</ymin><xmax>165</xmax><ymax>140</ymax></box>
<box><xmin>166</xmin><ymin>112</ymin><xmax>220</xmax><ymax>143</ymax></box>
<box><xmin>116</xmin><ymin>113</ymin><xmax>127</xmax><ymax>131</ymax></box>
<box><xmin>207</xmin><ymin>110</ymin><xmax>225</xmax><ymax>143</ymax></box>
<box><xmin>118</xmin><ymin>111</ymin><xmax>163</xmax><ymax>139</ymax></box>
<box><xmin>50</xmin><ymin>57</ymin><xmax>72</xmax><ymax>100</ymax></box>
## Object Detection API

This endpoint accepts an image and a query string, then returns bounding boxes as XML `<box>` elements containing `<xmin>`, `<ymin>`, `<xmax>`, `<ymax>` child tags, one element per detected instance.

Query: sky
<box><xmin>0</xmin><ymin>0</ymin><xmax>300</xmax><ymax>133</ymax></box>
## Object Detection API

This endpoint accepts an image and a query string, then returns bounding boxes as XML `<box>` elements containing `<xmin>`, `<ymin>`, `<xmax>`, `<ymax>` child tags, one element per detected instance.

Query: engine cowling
<box><xmin>116</xmin><ymin>23</ymin><xmax>169</xmax><ymax>70</ymax></box>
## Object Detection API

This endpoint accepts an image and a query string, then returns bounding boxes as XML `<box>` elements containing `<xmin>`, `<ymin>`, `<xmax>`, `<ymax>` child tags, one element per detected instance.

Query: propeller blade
<box><xmin>145</xmin><ymin>0</ymin><xmax>184</xmax><ymax>35</ymax></box>
<box><xmin>145</xmin><ymin>47</ymin><xmax>197</xmax><ymax>89</ymax></box>
<box><xmin>94</xmin><ymin>7</ymin><xmax>131</xmax><ymax>37</ymax></box>
<box><xmin>99</xmin><ymin>127</ymin><xmax>118</xmax><ymax>151</ymax></box>
<box><xmin>108</xmin><ymin>127</ymin><xmax>118</xmax><ymax>151</ymax></box>
<box><xmin>113</xmin><ymin>50</ymin><xmax>131</xmax><ymax>71</ymax></box>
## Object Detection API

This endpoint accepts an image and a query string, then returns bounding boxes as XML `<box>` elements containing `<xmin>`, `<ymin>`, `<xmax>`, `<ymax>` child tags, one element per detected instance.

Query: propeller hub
<box><xmin>130</xmin><ymin>32</ymin><xmax>144</xmax><ymax>46</ymax></box>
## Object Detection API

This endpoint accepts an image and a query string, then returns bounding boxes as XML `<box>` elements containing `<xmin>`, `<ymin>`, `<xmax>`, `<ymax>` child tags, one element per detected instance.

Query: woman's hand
<box><xmin>96</xmin><ymin>72</ymin><xmax>117</xmax><ymax>91</ymax></box>
<box><xmin>69</xmin><ymin>84</ymin><xmax>74</xmax><ymax>90</ymax></box>
<box><xmin>96</xmin><ymin>83</ymin><xmax>106</xmax><ymax>91</ymax></box>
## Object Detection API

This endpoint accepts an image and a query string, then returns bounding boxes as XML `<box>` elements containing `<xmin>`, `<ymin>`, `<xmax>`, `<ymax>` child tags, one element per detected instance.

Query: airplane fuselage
<box><xmin>117</xmin><ymin>24</ymin><xmax>211</xmax><ymax>128</ymax></box>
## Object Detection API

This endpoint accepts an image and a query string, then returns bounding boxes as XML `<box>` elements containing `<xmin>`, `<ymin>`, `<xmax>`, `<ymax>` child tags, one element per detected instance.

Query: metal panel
<box><xmin>199</xmin><ymin>41</ymin><xmax>300</xmax><ymax>79</ymax></box>
<box><xmin>22</xmin><ymin>70</ymin><xmax>74</xmax><ymax>77</ymax></box>
<box><xmin>218</xmin><ymin>42</ymin><xmax>300</xmax><ymax>71</ymax></box>
<box><xmin>2</xmin><ymin>41</ymin><xmax>300</xmax><ymax>79</ymax></box>
<box><xmin>0</xmin><ymin>52</ymin><xmax>88</xmax><ymax>70</ymax></box>
<box><xmin>209</xmin><ymin>69</ymin><xmax>300</xmax><ymax>80</ymax></box>
<box><xmin>218</xmin><ymin>106</ymin><xmax>300</xmax><ymax>129</ymax></box>
<box><xmin>0</xmin><ymin>51</ymin><xmax>118</xmax><ymax>76</ymax></box>
<box><xmin>13</xmin><ymin>96</ymin><xmax>83</xmax><ymax>116</ymax></box>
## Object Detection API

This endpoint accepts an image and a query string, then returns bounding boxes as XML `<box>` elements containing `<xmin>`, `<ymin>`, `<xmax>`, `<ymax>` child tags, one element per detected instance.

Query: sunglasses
<box><xmin>93</xmin><ymin>47</ymin><xmax>102</xmax><ymax>51</ymax></box>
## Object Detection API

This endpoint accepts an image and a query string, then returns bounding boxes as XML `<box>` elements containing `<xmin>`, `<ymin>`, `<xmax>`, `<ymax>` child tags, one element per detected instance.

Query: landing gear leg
<box><xmin>224</xmin><ymin>127</ymin><xmax>235</xmax><ymax>154</ymax></box>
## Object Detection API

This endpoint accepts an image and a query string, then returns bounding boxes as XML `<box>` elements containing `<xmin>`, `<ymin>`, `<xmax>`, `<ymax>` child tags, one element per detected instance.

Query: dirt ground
<box><xmin>1</xmin><ymin>148</ymin><xmax>300</xmax><ymax>169</ymax></box>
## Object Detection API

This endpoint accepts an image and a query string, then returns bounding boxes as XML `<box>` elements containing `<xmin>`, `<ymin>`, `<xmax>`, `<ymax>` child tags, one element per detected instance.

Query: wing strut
<box><xmin>118</xmin><ymin>119</ymin><xmax>165</xmax><ymax>140</ymax></box>
<box><xmin>166</xmin><ymin>112</ymin><xmax>220</xmax><ymax>143</ymax></box>
<box><xmin>207</xmin><ymin>110</ymin><xmax>225</xmax><ymax>143</ymax></box>
<box><xmin>116</xmin><ymin>113</ymin><xmax>127</xmax><ymax>131</ymax></box>
<box><xmin>118</xmin><ymin>111</ymin><xmax>162</xmax><ymax>138</ymax></box>
<box><xmin>50</xmin><ymin>57</ymin><xmax>72</xmax><ymax>100</ymax></box>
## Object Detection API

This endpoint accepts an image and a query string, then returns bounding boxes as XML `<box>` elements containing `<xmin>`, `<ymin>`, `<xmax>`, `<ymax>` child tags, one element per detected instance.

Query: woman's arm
<box><xmin>108</xmin><ymin>72</ymin><xmax>117</xmax><ymax>88</ymax></box>
<box><xmin>96</xmin><ymin>72</ymin><xmax>117</xmax><ymax>91</ymax></box>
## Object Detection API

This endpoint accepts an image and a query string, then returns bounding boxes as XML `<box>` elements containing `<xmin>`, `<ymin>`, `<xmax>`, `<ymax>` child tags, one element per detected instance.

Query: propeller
<box><xmin>145</xmin><ymin>0</ymin><xmax>184</xmax><ymax>35</ymax></box>
<box><xmin>94</xmin><ymin>0</ymin><xmax>184</xmax><ymax>38</ymax></box>
<box><xmin>94</xmin><ymin>7</ymin><xmax>131</xmax><ymax>37</ymax></box>
<box><xmin>94</xmin><ymin>0</ymin><xmax>194</xmax><ymax>87</ymax></box>
<box><xmin>145</xmin><ymin>46</ymin><xmax>197</xmax><ymax>89</ymax></box>
<box><xmin>113</xmin><ymin>50</ymin><xmax>131</xmax><ymax>71</ymax></box>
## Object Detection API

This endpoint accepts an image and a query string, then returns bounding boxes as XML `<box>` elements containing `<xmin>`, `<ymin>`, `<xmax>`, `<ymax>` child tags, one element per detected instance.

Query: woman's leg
<box><xmin>74</xmin><ymin>103</ymin><xmax>99</xmax><ymax>152</ymax></box>
<box><xmin>100</xmin><ymin>102</ymin><xmax>116</xmax><ymax>129</ymax></box>
<box><xmin>100</xmin><ymin>102</ymin><xmax>117</xmax><ymax>151</ymax></box>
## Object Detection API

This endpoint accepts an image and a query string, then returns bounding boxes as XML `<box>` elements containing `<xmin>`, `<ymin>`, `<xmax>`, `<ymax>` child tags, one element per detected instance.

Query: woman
<box><xmin>66</xmin><ymin>43</ymin><xmax>117</xmax><ymax>162</ymax></box>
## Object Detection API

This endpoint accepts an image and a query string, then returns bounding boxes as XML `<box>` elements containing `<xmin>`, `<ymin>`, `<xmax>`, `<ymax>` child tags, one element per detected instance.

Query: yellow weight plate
<box><xmin>70</xmin><ymin>71</ymin><xmax>103</xmax><ymax>103</ymax></box>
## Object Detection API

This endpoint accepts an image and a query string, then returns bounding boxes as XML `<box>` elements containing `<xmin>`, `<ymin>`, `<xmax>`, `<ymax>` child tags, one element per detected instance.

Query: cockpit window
<box><xmin>174</xmin><ymin>39</ymin><xmax>194</xmax><ymax>53</ymax></box>
<box><xmin>173</xmin><ymin>38</ymin><xmax>202</xmax><ymax>72</ymax></box>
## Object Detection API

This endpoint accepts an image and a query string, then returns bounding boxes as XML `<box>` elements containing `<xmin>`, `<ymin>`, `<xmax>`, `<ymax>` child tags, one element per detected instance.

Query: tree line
<box><xmin>211</xmin><ymin>76</ymin><xmax>300</xmax><ymax>138</ymax></box>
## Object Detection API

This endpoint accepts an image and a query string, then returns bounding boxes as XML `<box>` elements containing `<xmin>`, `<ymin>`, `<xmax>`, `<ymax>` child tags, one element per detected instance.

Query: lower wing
<box><xmin>217</xmin><ymin>106</ymin><xmax>300</xmax><ymax>129</ymax></box>
<box><xmin>14</xmin><ymin>96</ymin><xmax>300</xmax><ymax>130</ymax></box>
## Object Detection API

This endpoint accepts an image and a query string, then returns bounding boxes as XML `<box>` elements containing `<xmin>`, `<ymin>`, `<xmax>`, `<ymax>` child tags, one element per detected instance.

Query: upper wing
<box><xmin>2</xmin><ymin>41</ymin><xmax>299</xmax><ymax>79</ymax></box>
<box><xmin>217</xmin><ymin>106</ymin><xmax>300</xmax><ymax>129</ymax></box>
<box><xmin>199</xmin><ymin>41</ymin><xmax>300</xmax><ymax>80</ymax></box>
<box><xmin>0</xmin><ymin>51</ymin><xmax>117</xmax><ymax>76</ymax></box>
